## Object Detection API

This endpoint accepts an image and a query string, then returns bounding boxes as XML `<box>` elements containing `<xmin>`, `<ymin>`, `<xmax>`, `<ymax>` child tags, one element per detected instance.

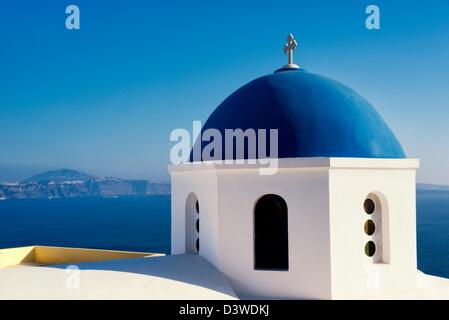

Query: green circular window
<box><xmin>364</xmin><ymin>198</ymin><xmax>375</xmax><ymax>214</ymax></box>
<box><xmin>365</xmin><ymin>241</ymin><xmax>376</xmax><ymax>257</ymax></box>
<box><xmin>364</xmin><ymin>220</ymin><xmax>376</xmax><ymax>236</ymax></box>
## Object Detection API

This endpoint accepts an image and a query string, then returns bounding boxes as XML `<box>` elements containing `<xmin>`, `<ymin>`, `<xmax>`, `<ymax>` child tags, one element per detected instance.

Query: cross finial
<box><xmin>283</xmin><ymin>33</ymin><xmax>299</xmax><ymax>69</ymax></box>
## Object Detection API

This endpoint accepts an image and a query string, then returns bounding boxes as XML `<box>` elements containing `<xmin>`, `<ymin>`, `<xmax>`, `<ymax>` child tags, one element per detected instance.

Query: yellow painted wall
<box><xmin>0</xmin><ymin>246</ymin><xmax>163</xmax><ymax>268</ymax></box>
<box><xmin>0</xmin><ymin>246</ymin><xmax>36</xmax><ymax>268</ymax></box>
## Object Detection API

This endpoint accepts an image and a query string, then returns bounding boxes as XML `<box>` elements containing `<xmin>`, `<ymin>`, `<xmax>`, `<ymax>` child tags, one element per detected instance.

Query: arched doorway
<box><xmin>254</xmin><ymin>194</ymin><xmax>289</xmax><ymax>270</ymax></box>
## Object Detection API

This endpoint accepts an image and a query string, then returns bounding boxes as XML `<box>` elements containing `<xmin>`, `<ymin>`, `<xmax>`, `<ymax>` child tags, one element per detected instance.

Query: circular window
<box><xmin>365</xmin><ymin>241</ymin><xmax>376</xmax><ymax>257</ymax></box>
<box><xmin>364</xmin><ymin>198</ymin><xmax>375</xmax><ymax>214</ymax></box>
<box><xmin>196</xmin><ymin>219</ymin><xmax>199</xmax><ymax>233</ymax></box>
<box><xmin>364</xmin><ymin>220</ymin><xmax>376</xmax><ymax>236</ymax></box>
<box><xmin>195</xmin><ymin>200</ymin><xmax>200</xmax><ymax>214</ymax></box>
<box><xmin>195</xmin><ymin>238</ymin><xmax>199</xmax><ymax>252</ymax></box>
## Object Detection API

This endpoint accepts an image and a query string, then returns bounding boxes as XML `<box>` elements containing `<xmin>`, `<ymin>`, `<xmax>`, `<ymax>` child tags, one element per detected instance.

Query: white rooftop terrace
<box><xmin>0</xmin><ymin>254</ymin><xmax>237</xmax><ymax>300</ymax></box>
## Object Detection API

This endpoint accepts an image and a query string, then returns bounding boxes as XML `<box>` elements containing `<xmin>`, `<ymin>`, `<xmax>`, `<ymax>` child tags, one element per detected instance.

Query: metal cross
<box><xmin>283</xmin><ymin>33</ymin><xmax>298</xmax><ymax>66</ymax></box>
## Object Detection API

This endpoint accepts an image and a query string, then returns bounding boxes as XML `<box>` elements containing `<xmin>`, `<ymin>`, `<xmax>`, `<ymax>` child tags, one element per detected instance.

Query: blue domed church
<box><xmin>170</xmin><ymin>35</ymin><xmax>421</xmax><ymax>299</ymax></box>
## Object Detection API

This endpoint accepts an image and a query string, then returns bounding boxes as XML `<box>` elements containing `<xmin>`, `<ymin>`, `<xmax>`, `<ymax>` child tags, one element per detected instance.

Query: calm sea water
<box><xmin>0</xmin><ymin>196</ymin><xmax>171</xmax><ymax>254</ymax></box>
<box><xmin>0</xmin><ymin>192</ymin><xmax>449</xmax><ymax>278</ymax></box>
<box><xmin>417</xmin><ymin>190</ymin><xmax>449</xmax><ymax>278</ymax></box>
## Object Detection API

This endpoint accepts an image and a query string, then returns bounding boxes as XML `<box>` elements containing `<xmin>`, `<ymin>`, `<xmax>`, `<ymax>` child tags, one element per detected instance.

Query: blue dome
<box><xmin>193</xmin><ymin>68</ymin><xmax>405</xmax><ymax>160</ymax></box>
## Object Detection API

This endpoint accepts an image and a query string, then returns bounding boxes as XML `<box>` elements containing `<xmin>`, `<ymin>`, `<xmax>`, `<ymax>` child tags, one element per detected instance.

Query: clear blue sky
<box><xmin>0</xmin><ymin>0</ymin><xmax>448</xmax><ymax>183</ymax></box>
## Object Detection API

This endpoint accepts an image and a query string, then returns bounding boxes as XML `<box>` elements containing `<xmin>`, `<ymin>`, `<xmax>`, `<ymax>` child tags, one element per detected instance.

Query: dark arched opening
<box><xmin>254</xmin><ymin>194</ymin><xmax>289</xmax><ymax>270</ymax></box>
<box><xmin>185</xmin><ymin>193</ymin><xmax>199</xmax><ymax>254</ymax></box>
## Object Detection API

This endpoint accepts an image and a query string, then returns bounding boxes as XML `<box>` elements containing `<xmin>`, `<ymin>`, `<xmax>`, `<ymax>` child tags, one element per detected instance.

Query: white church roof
<box><xmin>0</xmin><ymin>254</ymin><xmax>237</xmax><ymax>300</ymax></box>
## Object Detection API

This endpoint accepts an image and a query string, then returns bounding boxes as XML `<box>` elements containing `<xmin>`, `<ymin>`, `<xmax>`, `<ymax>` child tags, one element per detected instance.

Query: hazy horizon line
<box><xmin>0</xmin><ymin>165</ymin><xmax>447</xmax><ymax>187</ymax></box>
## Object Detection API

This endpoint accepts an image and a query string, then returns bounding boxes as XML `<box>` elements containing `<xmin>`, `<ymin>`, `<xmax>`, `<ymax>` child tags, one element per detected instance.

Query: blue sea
<box><xmin>0</xmin><ymin>196</ymin><xmax>171</xmax><ymax>254</ymax></box>
<box><xmin>0</xmin><ymin>191</ymin><xmax>449</xmax><ymax>278</ymax></box>
<box><xmin>417</xmin><ymin>190</ymin><xmax>449</xmax><ymax>278</ymax></box>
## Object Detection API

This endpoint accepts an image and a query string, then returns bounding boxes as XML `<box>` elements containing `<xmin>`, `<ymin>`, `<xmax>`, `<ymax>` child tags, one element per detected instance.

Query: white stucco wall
<box><xmin>170</xmin><ymin>168</ymin><xmax>220</xmax><ymax>266</ymax></box>
<box><xmin>215</xmin><ymin>167</ymin><xmax>332</xmax><ymax>299</ymax></box>
<box><xmin>328</xmin><ymin>158</ymin><xmax>419</xmax><ymax>299</ymax></box>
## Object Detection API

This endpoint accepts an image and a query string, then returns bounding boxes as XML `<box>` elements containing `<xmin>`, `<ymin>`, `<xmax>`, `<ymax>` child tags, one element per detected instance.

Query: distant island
<box><xmin>0</xmin><ymin>169</ymin><xmax>170</xmax><ymax>200</ymax></box>
<box><xmin>0</xmin><ymin>169</ymin><xmax>447</xmax><ymax>201</ymax></box>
